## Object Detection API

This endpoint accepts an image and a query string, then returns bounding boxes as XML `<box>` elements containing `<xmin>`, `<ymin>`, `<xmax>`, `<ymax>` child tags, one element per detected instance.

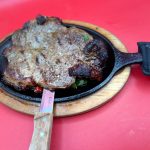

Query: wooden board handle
<box><xmin>29</xmin><ymin>112</ymin><xmax>53</xmax><ymax>150</ymax></box>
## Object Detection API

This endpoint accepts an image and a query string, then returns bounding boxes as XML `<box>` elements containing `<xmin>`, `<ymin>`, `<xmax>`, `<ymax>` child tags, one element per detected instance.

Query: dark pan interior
<box><xmin>0</xmin><ymin>24</ymin><xmax>115</xmax><ymax>103</ymax></box>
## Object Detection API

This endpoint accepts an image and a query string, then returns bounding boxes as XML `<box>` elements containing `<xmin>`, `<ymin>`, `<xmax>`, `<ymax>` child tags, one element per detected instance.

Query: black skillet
<box><xmin>0</xmin><ymin>24</ymin><xmax>149</xmax><ymax>103</ymax></box>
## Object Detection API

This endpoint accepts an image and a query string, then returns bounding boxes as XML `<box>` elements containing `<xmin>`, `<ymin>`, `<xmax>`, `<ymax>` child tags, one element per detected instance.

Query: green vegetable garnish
<box><xmin>71</xmin><ymin>83</ymin><xmax>77</xmax><ymax>89</ymax></box>
<box><xmin>83</xmin><ymin>34</ymin><xmax>90</xmax><ymax>42</ymax></box>
<box><xmin>71</xmin><ymin>79</ymin><xmax>88</xmax><ymax>89</ymax></box>
<box><xmin>76</xmin><ymin>79</ymin><xmax>88</xmax><ymax>87</ymax></box>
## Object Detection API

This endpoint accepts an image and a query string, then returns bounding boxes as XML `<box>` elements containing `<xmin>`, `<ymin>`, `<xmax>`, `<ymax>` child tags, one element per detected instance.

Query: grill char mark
<box><xmin>36</xmin><ymin>15</ymin><xmax>47</xmax><ymax>25</ymax></box>
<box><xmin>69</xmin><ymin>63</ymin><xmax>102</xmax><ymax>81</ymax></box>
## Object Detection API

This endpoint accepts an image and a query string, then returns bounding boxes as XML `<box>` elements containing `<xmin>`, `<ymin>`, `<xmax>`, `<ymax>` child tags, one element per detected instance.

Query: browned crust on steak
<box><xmin>69</xmin><ymin>63</ymin><xmax>102</xmax><ymax>81</ymax></box>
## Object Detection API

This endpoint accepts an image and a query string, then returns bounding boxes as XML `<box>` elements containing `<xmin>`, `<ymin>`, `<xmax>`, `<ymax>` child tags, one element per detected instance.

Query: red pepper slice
<box><xmin>34</xmin><ymin>86</ymin><xmax>43</xmax><ymax>93</ymax></box>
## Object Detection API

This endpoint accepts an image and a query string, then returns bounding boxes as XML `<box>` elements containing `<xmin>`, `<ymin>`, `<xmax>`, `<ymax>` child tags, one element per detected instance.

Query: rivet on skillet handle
<box><xmin>138</xmin><ymin>42</ymin><xmax>150</xmax><ymax>75</ymax></box>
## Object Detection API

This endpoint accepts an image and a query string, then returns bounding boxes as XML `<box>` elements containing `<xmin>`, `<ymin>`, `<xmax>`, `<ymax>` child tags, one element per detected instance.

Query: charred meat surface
<box><xmin>69</xmin><ymin>63</ymin><xmax>102</xmax><ymax>81</ymax></box>
<box><xmin>3</xmin><ymin>16</ymin><xmax>108</xmax><ymax>91</ymax></box>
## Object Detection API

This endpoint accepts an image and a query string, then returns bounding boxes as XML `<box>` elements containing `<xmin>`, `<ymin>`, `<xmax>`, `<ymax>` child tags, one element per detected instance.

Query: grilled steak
<box><xmin>3</xmin><ymin>16</ymin><xmax>108</xmax><ymax>91</ymax></box>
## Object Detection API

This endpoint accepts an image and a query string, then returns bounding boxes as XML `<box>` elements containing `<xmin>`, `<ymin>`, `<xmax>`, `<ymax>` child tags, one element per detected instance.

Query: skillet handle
<box><xmin>114</xmin><ymin>50</ymin><xmax>142</xmax><ymax>71</ymax></box>
<box><xmin>114</xmin><ymin>42</ymin><xmax>150</xmax><ymax>75</ymax></box>
<box><xmin>138</xmin><ymin>42</ymin><xmax>150</xmax><ymax>75</ymax></box>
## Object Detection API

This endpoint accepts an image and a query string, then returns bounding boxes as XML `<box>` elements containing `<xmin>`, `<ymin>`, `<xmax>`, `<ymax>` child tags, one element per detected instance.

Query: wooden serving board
<box><xmin>0</xmin><ymin>20</ymin><xmax>130</xmax><ymax>117</ymax></box>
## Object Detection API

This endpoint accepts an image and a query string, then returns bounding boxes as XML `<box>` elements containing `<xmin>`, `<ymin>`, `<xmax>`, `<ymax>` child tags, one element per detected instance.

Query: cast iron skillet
<box><xmin>0</xmin><ymin>24</ymin><xmax>149</xmax><ymax>103</ymax></box>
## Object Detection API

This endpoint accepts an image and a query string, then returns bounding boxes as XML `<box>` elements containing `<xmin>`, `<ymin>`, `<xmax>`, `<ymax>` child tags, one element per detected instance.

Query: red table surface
<box><xmin>0</xmin><ymin>0</ymin><xmax>150</xmax><ymax>150</ymax></box>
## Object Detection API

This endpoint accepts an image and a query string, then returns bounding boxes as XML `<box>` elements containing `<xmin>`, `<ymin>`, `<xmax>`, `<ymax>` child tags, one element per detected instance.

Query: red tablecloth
<box><xmin>0</xmin><ymin>0</ymin><xmax>150</xmax><ymax>150</ymax></box>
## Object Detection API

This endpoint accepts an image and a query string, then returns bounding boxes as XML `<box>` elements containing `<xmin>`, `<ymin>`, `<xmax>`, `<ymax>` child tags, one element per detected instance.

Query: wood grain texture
<box><xmin>0</xmin><ymin>20</ymin><xmax>130</xmax><ymax>117</ymax></box>
<box><xmin>29</xmin><ymin>112</ymin><xmax>53</xmax><ymax>150</ymax></box>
